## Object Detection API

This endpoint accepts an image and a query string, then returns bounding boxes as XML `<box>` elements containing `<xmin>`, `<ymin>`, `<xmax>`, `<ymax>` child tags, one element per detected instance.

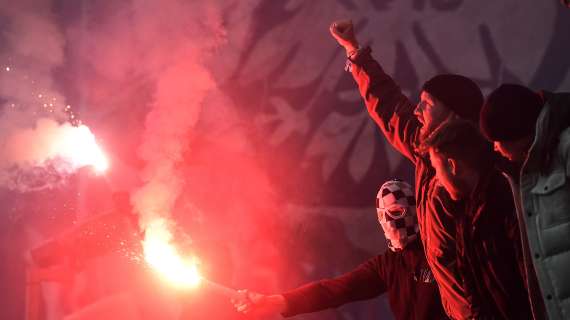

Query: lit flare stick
<box><xmin>143</xmin><ymin>219</ymin><xmax>242</xmax><ymax>300</ymax></box>
<box><xmin>39</xmin><ymin>119</ymin><xmax>110</xmax><ymax>173</ymax></box>
<box><xmin>64</xmin><ymin>123</ymin><xmax>109</xmax><ymax>173</ymax></box>
<box><xmin>200</xmin><ymin>277</ymin><xmax>241</xmax><ymax>299</ymax></box>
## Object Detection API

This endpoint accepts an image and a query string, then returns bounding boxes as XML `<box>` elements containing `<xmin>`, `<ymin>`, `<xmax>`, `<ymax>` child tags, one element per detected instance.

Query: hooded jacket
<box><xmin>502</xmin><ymin>91</ymin><xmax>570</xmax><ymax>320</ymax></box>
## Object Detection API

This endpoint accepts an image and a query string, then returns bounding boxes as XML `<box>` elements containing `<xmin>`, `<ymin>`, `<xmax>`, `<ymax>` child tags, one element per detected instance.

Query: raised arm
<box><xmin>330</xmin><ymin>20</ymin><xmax>421</xmax><ymax>163</ymax></box>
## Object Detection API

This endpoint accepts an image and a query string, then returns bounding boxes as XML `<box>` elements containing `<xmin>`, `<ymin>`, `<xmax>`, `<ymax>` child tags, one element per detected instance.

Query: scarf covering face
<box><xmin>376</xmin><ymin>179</ymin><xmax>419</xmax><ymax>252</ymax></box>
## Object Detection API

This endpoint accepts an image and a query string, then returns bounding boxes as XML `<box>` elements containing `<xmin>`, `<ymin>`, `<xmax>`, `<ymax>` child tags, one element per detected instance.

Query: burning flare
<box><xmin>143</xmin><ymin>218</ymin><xmax>201</xmax><ymax>288</ymax></box>
<box><xmin>5</xmin><ymin>118</ymin><xmax>109</xmax><ymax>173</ymax></box>
<box><xmin>58</xmin><ymin>123</ymin><xmax>109</xmax><ymax>173</ymax></box>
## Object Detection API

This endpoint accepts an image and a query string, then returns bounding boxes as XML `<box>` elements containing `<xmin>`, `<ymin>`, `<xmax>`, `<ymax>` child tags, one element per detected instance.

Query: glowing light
<box><xmin>143</xmin><ymin>218</ymin><xmax>202</xmax><ymax>288</ymax></box>
<box><xmin>50</xmin><ymin>122</ymin><xmax>109</xmax><ymax>173</ymax></box>
<box><xmin>5</xmin><ymin>66</ymin><xmax>10</xmax><ymax>71</ymax></box>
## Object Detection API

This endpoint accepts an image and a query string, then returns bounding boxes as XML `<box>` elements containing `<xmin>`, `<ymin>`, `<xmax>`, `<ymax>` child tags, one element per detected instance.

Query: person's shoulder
<box><xmin>557</xmin><ymin>127</ymin><xmax>570</xmax><ymax>154</ymax></box>
<box><xmin>560</xmin><ymin>127</ymin><xmax>570</xmax><ymax>140</ymax></box>
<box><xmin>377</xmin><ymin>247</ymin><xmax>407</xmax><ymax>264</ymax></box>
<box><xmin>378</xmin><ymin>249</ymin><xmax>395</xmax><ymax>260</ymax></box>
<box><xmin>486</xmin><ymin>169</ymin><xmax>516</xmax><ymax>214</ymax></box>
<box><xmin>545</xmin><ymin>91</ymin><xmax>570</xmax><ymax>114</ymax></box>
<box><xmin>363</xmin><ymin>252</ymin><xmax>392</xmax><ymax>272</ymax></box>
<box><xmin>549</xmin><ymin>91</ymin><xmax>570</xmax><ymax>100</ymax></box>
<box><xmin>430</xmin><ymin>184</ymin><xmax>459</xmax><ymax>211</ymax></box>
<box><xmin>489</xmin><ymin>168</ymin><xmax>511</xmax><ymax>190</ymax></box>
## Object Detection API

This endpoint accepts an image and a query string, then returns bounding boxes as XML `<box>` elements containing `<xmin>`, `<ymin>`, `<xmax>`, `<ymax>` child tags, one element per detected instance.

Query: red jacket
<box><xmin>348</xmin><ymin>47</ymin><xmax>472</xmax><ymax>319</ymax></box>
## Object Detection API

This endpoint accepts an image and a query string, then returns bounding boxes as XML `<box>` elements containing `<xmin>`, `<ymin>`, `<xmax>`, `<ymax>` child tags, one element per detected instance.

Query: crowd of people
<box><xmin>231</xmin><ymin>19</ymin><xmax>570</xmax><ymax>320</ymax></box>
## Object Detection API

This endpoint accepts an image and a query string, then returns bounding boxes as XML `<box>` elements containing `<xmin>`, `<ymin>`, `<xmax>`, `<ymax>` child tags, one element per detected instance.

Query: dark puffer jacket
<box><xmin>503</xmin><ymin>91</ymin><xmax>570</xmax><ymax>320</ymax></box>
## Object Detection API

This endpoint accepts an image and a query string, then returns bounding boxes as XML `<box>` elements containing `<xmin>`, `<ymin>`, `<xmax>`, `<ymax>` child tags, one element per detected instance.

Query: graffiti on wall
<box><xmin>219</xmin><ymin>0</ymin><xmax>570</xmax><ymax>207</ymax></box>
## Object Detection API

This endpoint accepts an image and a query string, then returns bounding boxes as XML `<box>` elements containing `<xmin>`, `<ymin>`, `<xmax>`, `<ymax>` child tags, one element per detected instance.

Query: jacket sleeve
<box><xmin>281</xmin><ymin>255</ymin><xmax>387</xmax><ymax>317</ymax></box>
<box><xmin>349</xmin><ymin>47</ymin><xmax>422</xmax><ymax>163</ymax></box>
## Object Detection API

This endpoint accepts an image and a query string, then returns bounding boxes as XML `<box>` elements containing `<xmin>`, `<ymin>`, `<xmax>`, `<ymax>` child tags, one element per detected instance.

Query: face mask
<box><xmin>376</xmin><ymin>179</ymin><xmax>419</xmax><ymax>252</ymax></box>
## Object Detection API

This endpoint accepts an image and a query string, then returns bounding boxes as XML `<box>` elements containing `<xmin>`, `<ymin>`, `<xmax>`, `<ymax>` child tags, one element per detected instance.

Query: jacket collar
<box><xmin>524</xmin><ymin>91</ymin><xmax>570</xmax><ymax>173</ymax></box>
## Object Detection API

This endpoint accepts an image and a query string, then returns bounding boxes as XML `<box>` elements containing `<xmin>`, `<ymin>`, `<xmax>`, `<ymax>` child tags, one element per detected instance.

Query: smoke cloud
<box><xmin>98</xmin><ymin>1</ymin><xmax>227</xmax><ymax>232</ymax></box>
<box><xmin>0</xmin><ymin>1</ymin><xmax>285</xmax><ymax>317</ymax></box>
<box><xmin>0</xmin><ymin>0</ymin><xmax>105</xmax><ymax>191</ymax></box>
<box><xmin>0</xmin><ymin>0</ymin><xmax>227</xmax><ymax>215</ymax></box>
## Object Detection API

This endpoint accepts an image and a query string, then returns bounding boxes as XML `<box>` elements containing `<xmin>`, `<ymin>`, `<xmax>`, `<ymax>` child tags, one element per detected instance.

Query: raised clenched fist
<box><xmin>329</xmin><ymin>19</ymin><xmax>359</xmax><ymax>55</ymax></box>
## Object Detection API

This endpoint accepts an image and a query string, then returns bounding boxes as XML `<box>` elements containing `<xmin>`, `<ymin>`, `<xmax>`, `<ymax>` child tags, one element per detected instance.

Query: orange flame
<box><xmin>143</xmin><ymin>218</ymin><xmax>201</xmax><ymax>288</ymax></box>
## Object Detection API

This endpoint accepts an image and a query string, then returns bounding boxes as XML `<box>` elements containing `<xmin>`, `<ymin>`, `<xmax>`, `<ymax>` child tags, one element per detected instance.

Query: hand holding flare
<box><xmin>232</xmin><ymin>290</ymin><xmax>288</xmax><ymax>317</ymax></box>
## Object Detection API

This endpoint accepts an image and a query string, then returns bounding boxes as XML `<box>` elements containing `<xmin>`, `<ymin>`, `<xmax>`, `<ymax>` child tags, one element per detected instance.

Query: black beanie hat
<box><xmin>422</xmin><ymin>74</ymin><xmax>483</xmax><ymax>123</ymax></box>
<box><xmin>480</xmin><ymin>84</ymin><xmax>543</xmax><ymax>142</ymax></box>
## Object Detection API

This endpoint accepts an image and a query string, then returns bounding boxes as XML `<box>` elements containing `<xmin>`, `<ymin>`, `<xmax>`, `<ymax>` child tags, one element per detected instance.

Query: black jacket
<box><xmin>281</xmin><ymin>240</ymin><xmax>447</xmax><ymax>320</ymax></box>
<box><xmin>456</xmin><ymin>170</ymin><xmax>532</xmax><ymax>319</ymax></box>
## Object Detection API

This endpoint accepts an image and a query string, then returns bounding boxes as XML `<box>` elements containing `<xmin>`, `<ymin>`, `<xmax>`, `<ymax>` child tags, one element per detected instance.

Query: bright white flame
<box><xmin>4</xmin><ymin>118</ymin><xmax>109</xmax><ymax>173</ymax></box>
<box><xmin>61</xmin><ymin>124</ymin><xmax>109</xmax><ymax>173</ymax></box>
<box><xmin>143</xmin><ymin>218</ymin><xmax>201</xmax><ymax>288</ymax></box>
